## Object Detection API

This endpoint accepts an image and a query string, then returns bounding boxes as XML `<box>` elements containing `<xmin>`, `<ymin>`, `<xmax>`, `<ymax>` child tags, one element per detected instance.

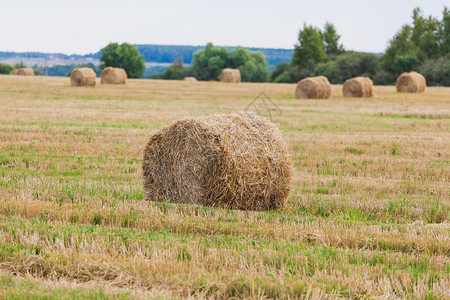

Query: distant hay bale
<box><xmin>100</xmin><ymin>67</ymin><xmax>127</xmax><ymax>84</ymax></box>
<box><xmin>70</xmin><ymin>68</ymin><xmax>96</xmax><ymax>87</ymax></box>
<box><xmin>295</xmin><ymin>76</ymin><xmax>331</xmax><ymax>99</ymax></box>
<box><xmin>396</xmin><ymin>72</ymin><xmax>426</xmax><ymax>93</ymax></box>
<box><xmin>342</xmin><ymin>77</ymin><xmax>374</xmax><ymax>97</ymax></box>
<box><xmin>11</xmin><ymin>68</ymin><xmax>34</xmax><ymax>76</ymax></box>
<box><xmin>142</xmin><ymin>112</ymin><xmax>293</xmax><ymax>210</ymax></box>
<box><xmin>184</xmin><ymin>77</ymin><xmax>197</xmax><ymax>82</ymax></box>
<box><xmin>219</xmin><ymin>68</ymin><xmax>241</xmax><ymax>83</ymax></box>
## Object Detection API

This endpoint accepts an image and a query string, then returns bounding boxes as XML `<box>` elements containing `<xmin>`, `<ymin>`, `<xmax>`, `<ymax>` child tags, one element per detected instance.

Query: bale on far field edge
<box><xmin>219</xmin><ymin>68</ymin><xmax>241</xmax><ymax>83</ymax></box>
<box><xmin>71</xmin><ymin>67</ymin><xmax>96</xmax><ymax>87</ymax></box>
<box><xmin>10</xmin><ymin>68</ymin><xmax>34</xmax><ymax>76</ymax></box>
<box><xmin>395</xmin><ymin>71</ymin><xmax>426</xmax><ymax>93</ymax></box>
<box><xmin>142</xmin><ymin>111</ymin><xmax>293</xmax><ymax>211</ymax></box>
<box><xmin>342</xmin><ymin>77</ymin><xmax>374</xmax><ymax>98</ymax></box>
<box><xmin>100</xmin><ymin>67</ymin><xmax>127</xmax><ymax>84</ymax></box>
<box><xmin>295</xmin><ymin>76</ymin><xmax>331</xmax><ymax>99</ymax></box>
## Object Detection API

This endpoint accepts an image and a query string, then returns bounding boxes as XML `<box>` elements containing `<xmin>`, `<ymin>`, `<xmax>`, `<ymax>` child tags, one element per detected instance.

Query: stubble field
<box><xmin>0</xmin><ymin>75</ymin><xmax>448</xmax><ymax>299</ymax></box>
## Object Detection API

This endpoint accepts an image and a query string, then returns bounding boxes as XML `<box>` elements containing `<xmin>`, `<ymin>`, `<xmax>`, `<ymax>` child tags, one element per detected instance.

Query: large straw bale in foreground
<box><xmin>395</xmin><ymin>71</ymin><xmax>426</xmax><ymax>93</ymax></box>
<box><xmin>295</xmin><ymin>76</ymin><xmax>331</xmax><ymax>99</ymax></box>
<box><xmin>70</xmin><ymin>68</ymin><xmax>96</xmax><ymax>87</ymax></box>
<box><xmin>143</xmin><ymin>112</ymin><xmax>292</xmax><ymax>210</ymax></box>
<box><xmin>219</xmin><ymin>68</ymin><xmax>241</xmax><ymax>83</ymax></box>
<box><xmin>100</xmin><ymin>67</ymin><xmax>127</xmax><ymax>84</ymax></box>
<box><xmin>184</xmin><ymin>77</ymin><xmax>197</xmax><ymax>82</ymax></box>
<box><xmin>10</xmin><ymin>68</ymin><xmax>34</xmax><ymax>76</ymax></box>
<box><xmin>343</xmin><ymin>77</ymin><xmax>374</xmax><ymax>97</ymax></box>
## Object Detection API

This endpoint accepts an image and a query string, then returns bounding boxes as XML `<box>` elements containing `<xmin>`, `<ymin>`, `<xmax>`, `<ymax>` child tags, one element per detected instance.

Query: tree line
<box><xmin>280</xmin><ymin>7</ymin><xmax>449</xmax><ymax>86</ymax></box>
<box><xmin>1</xmin><ymin>7</ymin><xmax>448</xmax><ymax>85</ymax></box>
<box><xmin>152</xmin><ymin>44</ymin><xmax>269</xmax><ymax>82</ymax></box>
<box><xmin>150</xmin><ymin>7</ymin><xmax>449</xmax><ymax>86</ymax></box>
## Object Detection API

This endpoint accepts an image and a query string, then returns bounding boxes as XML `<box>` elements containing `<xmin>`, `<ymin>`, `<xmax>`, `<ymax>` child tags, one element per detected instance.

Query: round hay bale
<box><xmin>342</xmin><ymin>77</ymin><xmax>374</xmax><ymax>97</ymax></box>
<box><xmin>219</xmin><ymin>68</ymin><xmax>241</xmax><ymax>83</ymax></box>
<box><xmin>395</xmin><ymin>72</ymin><xmax>426</xmax><ymax>93</ymax></box>
<box><xmin>100</xmin><ymin>67</ymin><xmax>127</xmax><ymax>84</ymax></box>
<box><xmin>9</xmin><ymin>70</ymin><xmax>18</xmax><ymax>75</ymax></box>
<box><xmin>70</xmin><ymin>68</ymin><xmax>96</xmax><ymax>87</ymax></box>
<box><xmin>184</xmin><ymin>77</ymin><xmax>197</xmax><ymax>82</ymax></box>
<box><xmin>16</xmin><ymin>68</ymin><xmax>35</xmax><ymax>76</ymax></box>
<box><xmin>295</xmin><ymin>76</ymin><xmax>331</xmax><ymax>99</ymax></box>
<box><xmin>142</xmin><ymin>112</ymin><xmax>292</xmax><ymax>210</ymax></box>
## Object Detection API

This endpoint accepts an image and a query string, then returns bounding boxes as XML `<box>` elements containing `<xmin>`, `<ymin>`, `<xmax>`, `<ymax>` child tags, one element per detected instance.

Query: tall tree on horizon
<box><xmin>322</xmin><ymin>22</ymin><xmax>345</xmax><ymax>56</ymax></box>
<box><xmin>292</xmin><ymin>24</ymin><xmax>326</xmax><ymax>67</ymax></box>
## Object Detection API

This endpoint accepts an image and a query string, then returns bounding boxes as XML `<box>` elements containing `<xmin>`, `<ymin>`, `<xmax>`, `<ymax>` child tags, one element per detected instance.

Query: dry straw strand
<box><xmin>295</xmin><ymin>76</ymin><xmax>331</xmax><ymax>99</ymax></box>
<box><xmin>219</xmin><ymin>68</ymin><xmax>241</xmax><ymax>83</ymax></box>
<box><xmin>71</xmin><ymin>67</ymin><xmax>96</xmax><ymax>87</ymax></box>
<box><xmin>342</xmin><ymin>76</ymin><xmax>374</xmax><ymax>97</ymax></box>
<box><xmin>396</xmin><ymin>71</ymin><xmax>426</xmax><ymax>93</ymax></box>
<box><xmin>142</xmin><ymin>112</ymin><xmax>292</xmax><ymax>210</ymax></box>
<box><xmin>100</xmin><ymin>67</ymin><xmax>127</xmax><ymax>85</ymax></box>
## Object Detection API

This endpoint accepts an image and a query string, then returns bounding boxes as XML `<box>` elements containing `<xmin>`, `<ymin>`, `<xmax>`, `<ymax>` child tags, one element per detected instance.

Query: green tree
<box><xmin>312</xmin><ymin>52</ymin><xmax>380</xmax><ymax>83</ymax></box>
<box><xmin>312</xmin><ymin>61</ymin><xmax>341</xmax><ymax>83</ymax></box>
<box><xmin>229</xmin><ymin>46</ymin><xmax>251</xmax><ymax>68</ymax></box>
<box><xmin>154</xmin><ymin>57</ymin><xmax>190</xmax><ymax>80</ymax></box>
<box><xmin>392</xmin><ymin>54</ymin><xmax>419</xmax><ymax>73</ymax></box>
<box><xmin>271</xmin><ymin>64</ymin><xmax>312</xmax><ymax>83</ymax></box>
<box><xmin>411</xmin><ymin>8</ymin><xmax>440</xmax><ymax>60</ymax></box>
<box><xmin>438</xmin><ymin>7</ymin><xmax>450</xmax><ymax>56</ymax></box>
<box><xmin>418</xmin><ymin>56</ymin><xmax>450</xmax><ymax>86</ymax></box>
<box><xmin>372</xmin><ymin>70</ymin><xmax>396</xmax><ymax>85</ymax></box>
<box><xmin>100</xmin><ymin>43</ymin><xmax>145</xmax><ymax>78</ymax></box>
<box><xmin>191</xmin><ymin>43</ymin><xmax>229</xmax><ymax>81</ymax></box>
<box><xmin>14</xmin><ymin>61</ymin><xmax>26</xmax><ymax>69</ymax></box>
<box><xmin>383</xmin><ymin>7</ymin><xmax>446</xmax><ymax>75</ymax></box>
<box><xmin>230</xmin><ymin>47</ymin><xmax>269</xmax><ymax>82</ymax></box>
<box><xmin>0</xmin><ymin>63</ymin><xmax>14</xmax><ymax>74</ymax></box>
<box><xmin>292</xmin><ymin>25</ymin><xmax>326</xmax><ymax>67</ymax></box>
<box><xmin>270</xmin><ymin>62</ymin><xmax>290</xmax><ymax>82</ymax></box>
<box><xmin>383</xmin><ymin>25</ymin><xmax>419</xmax><ymax>73</ymax></box>
<box><xmin>322</xmin><ymin>22</ymin><xmax>344</xmax><ymax>56</ymax></box>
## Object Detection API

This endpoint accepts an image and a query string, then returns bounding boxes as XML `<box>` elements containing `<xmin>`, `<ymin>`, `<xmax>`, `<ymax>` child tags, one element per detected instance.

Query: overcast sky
<box><xmin>0</xmin><ymin>0</ymin><xmax>447</xmax><ymax>54</ymax></box>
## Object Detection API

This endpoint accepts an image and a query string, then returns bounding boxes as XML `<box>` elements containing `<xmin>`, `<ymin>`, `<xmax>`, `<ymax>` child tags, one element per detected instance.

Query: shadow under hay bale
<box><xmin>342</xmin><ymin>77</ymin><xmax>374</xmax><ymax>98</ymax></box>
<box><xmin>100</xmin><ymin>67</ymin><xmax>127</xmax><ymax>84</ymax></box>
<box><xmin>396</xmin><ymin>71</ymin><xmax>426</xmax><ymax>93</ymax></box>
<box><xmin>219</xmin><ymin>68</ymin><xmax>241</xmax><ymax>83</ymax></box>
<box><xmin>142</xmin><ymin>112</ymin><xmax>292</xmax><ymax>210</ymax></box>
<box><xmin>71</xmin><ymin>68</ymin><xmax>96</xmax><ymax>87</ymax></box>
<box><xmin>295</xmin><ymin>76</ymin><xmax>331</xmax><ymax>99</ymax></box>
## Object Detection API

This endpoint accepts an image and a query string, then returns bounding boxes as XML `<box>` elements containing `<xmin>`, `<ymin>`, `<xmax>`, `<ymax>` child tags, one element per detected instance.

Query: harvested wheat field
<box><xmin>0</xmin><ymin>75</ymin><xmax>449</xmax><ymax>299</ymax></box>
